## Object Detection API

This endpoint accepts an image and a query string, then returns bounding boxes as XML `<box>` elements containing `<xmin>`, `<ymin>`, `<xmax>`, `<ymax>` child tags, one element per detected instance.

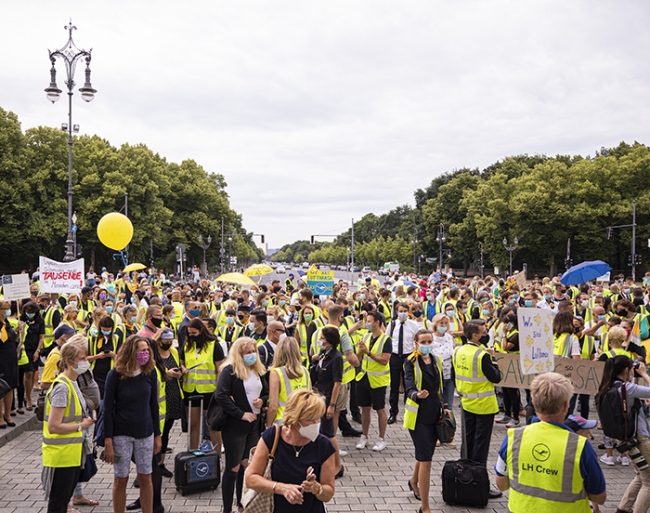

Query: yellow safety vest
<box><xmin>553</xmin><ymin>333</ymin><xmax>573</xmax><ymax>358</ymax></box>
<box><xmin>310</xmin><ymin>324</ymin><xmax>355</xmax><ymax>384</ymax></box>
<box><xmin>403</xmin><ymin>355</ymin><xmax>443</xmax><ymax>430</ymax></box>
<box><xmin>356</xmin><ymin>333</ymin><xmax>390</xmax><ymax>388</ymax></box>
<box><xmin>171</xmin><ymin>302</ymin><xmax>184</xmax><ymax>329</ymax></box>
<box><xmin>217</xmin><ymin>324</ymin><xmax>243</xmax><ymax>356</ymax></box>
<box><xmin>579</xmin><ymin>335</ymin><xmax>594</xmax><ymax>360</ymax></box>
<box><xmin>42</xmin><ymin>306</ymin><xmax>59</xmax><ymax>349</ymax></box>
<box><xmin>600</xmin><ymin>331</ymin><xmax>609</xmax><ymax>354</ymax></box>
<box><xmin>605</xmin><ymin>347</ymin><xmax>632</xmax><ymax>360</ymax></box>
<box><xmin>506</xmin><ymin>328</ymin><xmax>520</xmax><ymax>354</ymax></box>
<box><xmin>42</xmin><ymin>374</ymin><xmax>84</xmax><ymax>468</ymax></box>
<box><xmin>155</xmin><ymin>367</ymin><xmax>166</xmax><ymax>434</ymax></box>
<box><xmin>453</xmin><ymin>343</ymin><xmax>498</xmax><ymax>415</ymax></box>
<box><xmin>182</xmin><ymin>341</ymin><xmax>217</xmax><ymax>393</ymax></box>
<box><xmin>506</xmin><ymin>422</ymin><xmax>590</xmax><ymax>513</ymax></box>
<box><xmin>297</xmin><ymin>323</ymin><xmax>309</xmax><ymax>365</ymax></box>
<box><xmin>89</xmin><ymin>334</ymin><xmax>120</xmax><ymax>371</ymax></box>
<box><xmin>272</xmin><ymin>366</ymin><xmax>311</xmax><ymax>425</ymax></box>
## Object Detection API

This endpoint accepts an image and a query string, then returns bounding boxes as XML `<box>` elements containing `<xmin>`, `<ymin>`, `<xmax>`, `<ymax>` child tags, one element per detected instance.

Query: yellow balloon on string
<box><xmin>97</xmin><ymin>212</ymin><xmax>133</xmax><ymax>250</ymax></box>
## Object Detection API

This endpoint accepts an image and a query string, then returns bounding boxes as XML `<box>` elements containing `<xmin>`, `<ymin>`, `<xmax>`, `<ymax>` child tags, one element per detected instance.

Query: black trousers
<box><xmin>349</xmin><ymin>379</ymin><xmax>360</xmax><ymax>417</ymax></box>
<box><xmin>47</xmin><ymin>466</ymin><xmax>81</xmax><ymax>513</ymax></box>
<box><xmin>568</xmin><ymin>393</ymin><xmax>591</xmax><ymax>419</ymax></box>
<box><xmin>389</xmin><ymin>353</ymin><xmax>407</xmax><ymax>417</ymax></box>
<box><xmin>462</xmin><ymin>410</ymin><xmax>494</xmax><ymax>467</ymax></box>
<box><xmin>502</xmin><ymin>387</ymin><xmax>521</xmax><ymax>419</ymax></box>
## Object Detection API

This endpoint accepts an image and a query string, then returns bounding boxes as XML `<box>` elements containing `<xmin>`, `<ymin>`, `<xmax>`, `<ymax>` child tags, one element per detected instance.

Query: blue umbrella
<box><xmin>297</xmin><ymin>270</ymin><xmax>307</xmax><ymax>277</ymax></box>
<box><xmin>560</xmin><ymin>260</ymin><xmax>611</xmax><ymax>286</ymax></box>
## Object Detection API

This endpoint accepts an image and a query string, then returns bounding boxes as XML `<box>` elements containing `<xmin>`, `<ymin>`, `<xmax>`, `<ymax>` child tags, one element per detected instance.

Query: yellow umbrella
<box><xmin>123</xmin><ymin>263</ymin><xmax>146</xmax><ymax>273</ymax></box>
<box><xmin>244</xmin><ymin>264</ymin><xmax>274</xmax><ymax>277</ymax></box>
<box><xmin>215</xmin><ymin>272</ymin><xmax>257</xmax><ymax>287</ymax></box>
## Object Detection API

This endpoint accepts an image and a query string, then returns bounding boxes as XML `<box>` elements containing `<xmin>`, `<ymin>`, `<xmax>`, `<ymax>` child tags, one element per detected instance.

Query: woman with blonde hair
<box><xmin>103</xmin><ymin>335</ymin><xmax>161</xmax><ymax>513</ymax></box>
<box><xmin>216</xmin><ymin>337</ymin><xmax>268</xmax><ymax>513</ymax></box>
<box><xmin>246</xmin><ymin>389</ymin><xmax>336</xmax><ymax>512</ymax></box>
<box><xmin>41</xmin><ymin>341</ymin><xmax>95</xmax><ymax>513</ymax></box>
<box><xmin>430</xmin><ymin>313</ymin><xmax>456</xmax><ymax>409</ymax></box>
<box><xmin>266</xmin><ymin>337</ymin><xmax>311</xmax><ymax>427</ymax></box>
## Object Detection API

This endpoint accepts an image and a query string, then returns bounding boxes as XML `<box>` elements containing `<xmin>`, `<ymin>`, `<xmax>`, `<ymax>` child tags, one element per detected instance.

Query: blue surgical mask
<box><xmin>524</xmin><ymin>300</ymin><xmax>533</xmax><ymax>308</ymax></box>
<box><xmin>419</xmin><ymin>343</ymin><xmax>434</xmax><ymax>355</ymax></box>
<box><xmin>69</xmin><ymin>301</ymin><xmax>77</xmax><ymax>307</ymax></box>
<box><xmin>130</xmin><ymin>316</ymin><xmax>138</xmax><ymax>324</ymax></box>
<box><xmin>507</xmin><ymin>323</ymin><xmax>514</xmax><ymax>330</ymax></box>
<box><xmin>26</xmin><ymin>312</ymin><xmax>35</xmax><ymax>319</ymax></box>
<box><xmin>189</xmin><ymin>309</ymin><xmax>200</xmax><ymax>317</ymax></box>
<box><xmin>598</xmin><ymin>315</ymin><xmax>607</xmax><ymax>322</ymax></box>
<box><xmin>437</xmin><ymin>326</ymin><xmax>448</xmax><ymax>334</ymax></box>
<box><xmin>544</xmin><ymin>294</ymin><xmax>551</xmax><ymax>300</ymax></box>
<box><xmin>263</xmin><ymin>300</ymin><xmax>270</xmax><ymax>307</ymax></box>
<box><xmin>365</xmin><ymin>322</ymin><xmax>373</xmax><ymax>331</ymax></box>
<box><xmin>482</xmin><ymin>309</ymin><xmax>491</xmax><ymax>316</ymax></box>
<box><xmin>445</xmin><ymin>310</ymin><xmax>454</xmax><ymax>317</ymax></box>
<box><xmin>4</xmin><ymin>309</ymin><xmax>11</xmax><ymax>317</ymax></box>
<box><xmin>513</xmin><ymin>294</ymin><xmax>519</xmax><ymax>300</ymax></box>
<box><xmin>105</xmin><ymin>306</ymin><xmax>114</xmax><ymax>313</ymax></box>
<box><xmin>508</xmin><ymin>299</ymin><xmax>516</xmax><ymax>306</ymax></box>
<box><xmin>243</xmin><ymin>353</ymin><xmax>258</xmax><ymax>366</ymax></box>
<box><xmin>225</xmin><ymin>317</ymin><xmax>234</xmax><ymax>325</ymax></box>
<box><xmin>279</xmin><ymin>300</ymin><xmax>286</xmax><ymax>307</ymax></box>
<box><xmin>101</xmin><ymin>329</ymin><xmax>112</xmax><ymax>336</ymax></box>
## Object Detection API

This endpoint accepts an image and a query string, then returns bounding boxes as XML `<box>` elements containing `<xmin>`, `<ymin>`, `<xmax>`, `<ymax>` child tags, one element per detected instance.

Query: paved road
<box><xmin>0</xmin><ymin>402</ymin><xmax>637</xmax><ymax>513</ymax></box>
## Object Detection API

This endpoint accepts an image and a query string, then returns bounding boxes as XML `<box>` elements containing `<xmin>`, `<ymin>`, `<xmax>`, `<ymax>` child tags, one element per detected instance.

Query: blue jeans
<box><xmin>443</xmin><ymin>378</ymin><xmax>455</xmax><ymax>409</ymax></box>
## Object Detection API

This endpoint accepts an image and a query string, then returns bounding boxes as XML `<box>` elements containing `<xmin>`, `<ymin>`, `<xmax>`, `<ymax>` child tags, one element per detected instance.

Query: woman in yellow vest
<box><xmin>0</xmin><ymin>301</ymin><xmax>19</xmax><ymax>426</ymax></box>
<box><xmin>42</xmin><ymin>342</ymin><xmax>95</xmax><ymax>513</ymax></box>
<box><xmin>216</xmin><ymin>337</ymin><xmax>268</xmax><ymax>513</ymax></box>
<box><xmin>443</xmin><ymin>302</ymin><xmax>464</xmax><ymax>347</ymax></box>
<box><xmin>295</xmin><ymin>305</ymin><xmax>316</xmax><ymax>366</ymax></box>
<box><xmin>403</xmin><ymin>329</ymin><xmax>448</xmax><ymax>513</ymax></box>
<box><xmin>154</xmin><ymin>329</ymin><xmax>183</xmax><ymax>479</ymax></box>
<box><xmin>553</xmin><ymin>311</ymin><xmax>581</xmax><ymax>359</ymax></box>
<box><xmin>180</xmin><ymin>318</ymin><xmax>225</xmax><ymax>450</ymax></box>
<box><xmin>266</xmin><ymin>337</ymin><xmax>311</xmax><ymax>427</ymax></box>
<box><xmin>495</xmin><ymin>313</ymin><xmax>522</xmax><ymax>428</ymax></box>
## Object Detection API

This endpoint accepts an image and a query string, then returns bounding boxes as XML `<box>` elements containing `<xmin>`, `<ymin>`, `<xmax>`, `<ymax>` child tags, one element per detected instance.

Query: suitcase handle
<box><xmin>187</xmin><ymin>395</ymin><xmax>204</xmax><ymax>451</ymax></box>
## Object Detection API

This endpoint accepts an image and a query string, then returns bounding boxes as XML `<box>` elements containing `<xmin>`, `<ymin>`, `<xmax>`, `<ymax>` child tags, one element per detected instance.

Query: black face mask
<box><xmin>343</xmin><ymin>308</ymin><xmax>350</xmax><ymax>317</ymax></box>
<box><xmin>479</xmin><ymin>334</ymin><xmax>490</xmax><ymax>346</ymax></box>
<box><xmin>616</xmin><ymin>309</ymin><xmax>628</xmax><ymax>317</ymax></box>
<box><xmin>412</xmin><ymin>310</ymin><xmax>423</xmax><ymax>318</ymax></box>
<box><xmin>237</xmin><ymin>297</ymin><xmax>244</xmax><ymax>303</ymax></box>
<box><xmin>151</xmin><ymin>317</ymin><xmax>163</xmax><ymax>328</ymax></box>
<box><xmin>160</xmin><ymin>342</ymin><xmax>172</xmax><ymax>351</ymax></box>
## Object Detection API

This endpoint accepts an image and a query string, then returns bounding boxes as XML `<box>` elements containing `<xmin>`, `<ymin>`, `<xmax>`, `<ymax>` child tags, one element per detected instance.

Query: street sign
<box><xmin>306</xmin><ymin>265</ymin><xmax>334</xmax><ymax>296</ymax></box>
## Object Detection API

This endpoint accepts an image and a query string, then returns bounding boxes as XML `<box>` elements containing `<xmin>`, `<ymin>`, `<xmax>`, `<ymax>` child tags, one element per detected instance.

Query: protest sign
<box><xmin>306</xmin><ymin>265</ymin><xmax>335</xmax><ymax>296</ymax></box>
<box><xmin>1</xmin><ymin>274</ymin><xmax>30</xmax><ymax>301</ymax></box>
<box><xmin>39</xmin><ymin>257</ymin><xmax>84</xmax><ymax>294</ymax></box>
<box><xmin>514</xmin><ymin>271</ymin><xmax>526</xmax><ymax>290</ymax></box>
<box><xmin>493</xmin><ymin>353</ymin><xmax>604</xmax><ymax>395</ymax></box>
<box><xmin>517</xmin><ymin>308</ymin><xmax>554</xmax><ymax>375</ymax></box>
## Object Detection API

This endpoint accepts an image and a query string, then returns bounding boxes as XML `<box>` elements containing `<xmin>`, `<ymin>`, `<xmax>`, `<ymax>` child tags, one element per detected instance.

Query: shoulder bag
<box><xmin>242</xmin><ymin>424</ymin><xmax>282</xmax><ymax>513</ymax></box>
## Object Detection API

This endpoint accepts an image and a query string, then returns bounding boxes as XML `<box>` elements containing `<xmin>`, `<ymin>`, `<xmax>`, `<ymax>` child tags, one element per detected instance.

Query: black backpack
<box><xmin>597</xmin><ymin>382</ymin><xmax>641</xmax><ymax>440</ymax></box>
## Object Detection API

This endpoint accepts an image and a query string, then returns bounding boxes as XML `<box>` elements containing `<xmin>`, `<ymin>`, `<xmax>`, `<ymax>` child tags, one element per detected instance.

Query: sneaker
<box><xmin>600</xmin><ymin>454</ymin><xmax>615</xmax><ymax>466</ymax></box>
<box><xmin>372</xmin><ymin>438</ymin><xmax>387</xmax><ymax>452</ymax></box>
<box><xmin>339</xmin><ymin>449</ymin><xmax>348</xmax><ymax>457</ymax></box>
<box><xmin>617</xmin><ymin>456</ymin><xmax>630</xmax><ymax>466</ymax></box>
<box><xmin>495</xmin><ymin>415</ymin><xmax>511</xmax><ymax>424</ymax></box>
<box><xmin>505</xmin><ymin>419</ymin><xmax>520</xmax><ymax>428</ymax></box>
<box><xmin>356</xmin><ymin>435</ymin><xmax>368</xmax><ymax>449</ymax></box>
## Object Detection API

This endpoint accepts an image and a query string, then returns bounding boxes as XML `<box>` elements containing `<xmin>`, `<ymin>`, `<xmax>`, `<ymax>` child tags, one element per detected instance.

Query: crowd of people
<box><xmin>2</xmin><ymin>265</ymin><xmax>650</xmax><ymax>512</ymax></box>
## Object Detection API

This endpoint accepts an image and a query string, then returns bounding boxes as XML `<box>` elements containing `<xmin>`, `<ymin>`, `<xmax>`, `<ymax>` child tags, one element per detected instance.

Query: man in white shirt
<box><xmin>386</xmin><ymin>302</ymin><xmax>419</xmax><ymax>424</ymax></box>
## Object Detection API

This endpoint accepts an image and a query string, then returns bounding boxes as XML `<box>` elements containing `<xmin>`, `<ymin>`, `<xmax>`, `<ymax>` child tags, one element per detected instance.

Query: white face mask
<box><xmin>299</xmin><ymin>422</ymin><xmax>321</xmax><ymax>442</ymax></box>
<box><xmin>397</xmin><ymin>312</ymin><xmax>408</xmax><ymax>322</ymax></box>
<box><xmin>72</xmin><ymin>360</ymin><xmax>90</xmax><ymax>374</ymax></box>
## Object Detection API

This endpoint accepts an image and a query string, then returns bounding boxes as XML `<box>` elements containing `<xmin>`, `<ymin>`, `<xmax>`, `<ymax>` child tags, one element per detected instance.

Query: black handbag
<box><xmin>206</xmin><ymin>392</ymin><xmax>227</xmax><ymax>431</ymax></box>
<box><xmin>0</xmin><ymin>377</ymin><xmax>11</xmax><ymax>401</ymax></box>
<box><xmin>435</xmin><ymin>410</ymin><xmax>456</xmax><ymax>444</ymax></box>
<box><xmin>78</xmin><ymin>453</ymin><xmax>98</xmax><ymax>482</ymax></box>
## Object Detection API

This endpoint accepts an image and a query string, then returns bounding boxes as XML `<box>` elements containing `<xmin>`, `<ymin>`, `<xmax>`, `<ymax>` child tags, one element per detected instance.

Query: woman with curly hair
<box><xmin>103</xmin><ymin>335</ymin><xmax>161</xmax><ymax>513</ymax></box>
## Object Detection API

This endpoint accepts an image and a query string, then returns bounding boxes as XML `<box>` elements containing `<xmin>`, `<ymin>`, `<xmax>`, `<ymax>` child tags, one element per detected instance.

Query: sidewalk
<box><xmin>0</xmin><ymin>406</ymin><xmax>638</xmax><ymax>512</ymax></box>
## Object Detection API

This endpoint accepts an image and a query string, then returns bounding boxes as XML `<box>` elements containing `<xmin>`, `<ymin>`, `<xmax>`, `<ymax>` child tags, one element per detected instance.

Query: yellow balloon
<box><xmin>97</xmin><ymin>212</ymin><xmax>133</xmax><ymax>250</ymax></box>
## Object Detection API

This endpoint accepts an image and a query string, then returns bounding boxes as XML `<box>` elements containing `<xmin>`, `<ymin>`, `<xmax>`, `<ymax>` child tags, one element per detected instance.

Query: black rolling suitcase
<box><xmin>174</xmin><ymin>395</ymin><xmax>221</xmax><ymax>496</ymax></box>
<box><xmin>441</xmin><ymin>459</ymin><xmax>489</xmax><ymax>507</ymax></box>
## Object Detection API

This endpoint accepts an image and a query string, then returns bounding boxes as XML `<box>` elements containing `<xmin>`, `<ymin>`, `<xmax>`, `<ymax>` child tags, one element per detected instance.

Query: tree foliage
<box><xmin>0</xmin><ymin>107</ymin><xmax>263</xmax><ymax>272</ymax></box>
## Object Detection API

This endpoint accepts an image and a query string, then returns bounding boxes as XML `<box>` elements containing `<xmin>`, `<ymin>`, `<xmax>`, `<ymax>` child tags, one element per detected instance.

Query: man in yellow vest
<box><xmin>494</xmin><ymin>372</ymin><xmax>606</xmax><ymax>512</ymax></box>
<box><xmin>355</xmin><ymin>310</ymin><xmax>392</xmax><ymax>452</ymax></box>
<box><xmin>38</xmin><ymin>294</ymin><xmax>62</xmax><ymax>354</ymax></box>
<box><xmin>453</xmin><ymin>319</ymin><xmax>503</xmax><ymax>499</ymax></box>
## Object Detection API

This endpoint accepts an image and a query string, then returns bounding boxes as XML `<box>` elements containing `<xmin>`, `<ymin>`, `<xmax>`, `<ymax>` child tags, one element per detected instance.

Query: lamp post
<box><xmin>197</xmin><ymin>235</ymin><xmax>212</xmax><ymax>277</ymax></box>
<box><xmin>436</xmin><ymin>223</ymin><xmax>445</xmax><ymax>272</ymax></box>
<box><xmin>503</xmin><ymin>237</ymin><xmax>519</xmax><ymax>277</ymax></box>
<box><xmin>478</xmin><ymin>242</ymin><xmax>484</xmax><ymax>279</ymax></box>
<box><xmin>413</xmin><ymin>227</ymin><xmax>418</xmax><ymax>275</ymax></box>
<box><xmin>45</xmin><ymin>20</ymin><xmax>96</xmax><ymax>262</ymax></box>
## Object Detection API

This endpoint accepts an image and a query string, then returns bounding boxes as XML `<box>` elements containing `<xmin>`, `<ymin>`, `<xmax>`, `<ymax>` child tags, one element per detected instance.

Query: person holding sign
<box><xmin>552</xmin><ymin>312</ymin><xmax>581</xmax><ymax>359</ymax></box>
<box><xmin>495</xmin><ymin>313</ymin><xmax>521</xmax><ymax>428</ymax></box>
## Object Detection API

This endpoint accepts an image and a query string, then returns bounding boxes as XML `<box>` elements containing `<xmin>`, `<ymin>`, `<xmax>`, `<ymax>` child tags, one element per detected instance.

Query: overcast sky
<box><xmin>2</xmin><ymin>1</ymin><xmax>649</xmax><ymax>251</ymax></box>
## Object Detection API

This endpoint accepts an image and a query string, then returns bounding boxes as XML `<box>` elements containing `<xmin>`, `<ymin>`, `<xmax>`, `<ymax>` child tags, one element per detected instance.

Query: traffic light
<box><xmin>627</xmin><ymin>254</ymin><xmax>633</xmax><ymax>267</ymax></box>
<box><xmin>260</xmin><ymin>234</ymin><xmax>265</xmax><ymax>244</ymax></box>
<box><xmin>564</xmin><ymin>258</ymin><xmax>572</xmax><ymax>268</ymax></box>
<box><xmin>635</xmin><ymin>254</ymin><xmax>642</xmax><ymax>265</ymax></box>
<box><xmin>310</xmin><ymin>235</ymin><xmax>315</xmax><ymax>244</ymax></box>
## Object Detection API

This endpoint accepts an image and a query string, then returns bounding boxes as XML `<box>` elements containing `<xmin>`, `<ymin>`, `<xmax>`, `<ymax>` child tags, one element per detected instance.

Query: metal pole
<box><xmin>413</xmin><ymin>227</ymin><xmax>417</xmax><ymax>274</ymax></box>
<box><xmin>220</xmin><ymin>218</ymin><xmax>225</xmax><ymax>275</ymax></box>
<box><xmin>509</xmin><ymin>250</ymin><xmax>513</xmax><ymax>277</ymax></box>
<box><xmin>63</xmin><ymin>91</ymin><xmax>74</xmax><ymax>261</ymax></box>
<box><xmin>479</xmin><ymin>243</ymin><xmax>484</xmax><ymax>279</ymax></box>
<box><xmin>632</xmin><ymin>200</ymin><xmax>637</xmax><ymax>281</ymax></box>
<box><xmin>439</xmin><ymin>224</ymin><xmax>444</xmax><ymax>272</ymax></box>
<box><xmin>351</xmin><ymin>217</ymin><xmax>355</xmax><ymax>269</ymax></box>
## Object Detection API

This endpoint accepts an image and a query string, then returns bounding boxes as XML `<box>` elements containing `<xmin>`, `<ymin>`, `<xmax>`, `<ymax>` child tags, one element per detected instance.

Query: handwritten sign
<box><xmin>39</xmin><ymin>256</ymin><xmax>85</xmax><ymax>294</ymax></box>
<box><xmin>1</xmin><ymin>274</ymin><xmax>30</xmax><ymax>301</ymax></box>
<box><xmin>306</xmin><ymin>265</ymin><xmax>335</xmax><ymax>296</ymax></box>
<box><xmin>515</xmin><ymin>271</ymin><xmax>526</xmax><ymax>290</ymax></box>
<box><xmin>517</xmin><ymin>307</ymin><xmax>554</xmax><ymax>375</ymax></box>
<box><xmin>493</xmin><ymin>353</ymin><xmax>604</xmax><ymax>395</ymax></box>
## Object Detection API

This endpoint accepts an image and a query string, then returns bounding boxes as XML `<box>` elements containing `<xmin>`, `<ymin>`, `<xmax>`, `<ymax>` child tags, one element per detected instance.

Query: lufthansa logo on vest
<box><xmin>532</xmin><ymin>443</ymin><xmax>551</xmax><ymax>462</ymax></box>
